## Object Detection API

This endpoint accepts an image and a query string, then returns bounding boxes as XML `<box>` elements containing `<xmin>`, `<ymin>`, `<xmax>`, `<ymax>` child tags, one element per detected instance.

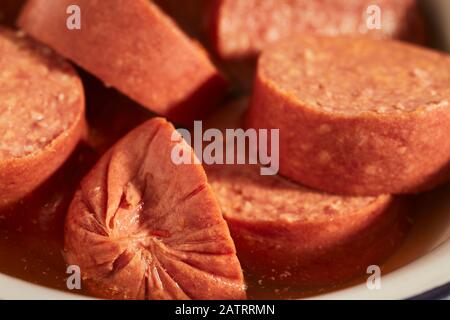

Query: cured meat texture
<box><xmin>0</xmin><ymin>27</ymin><xmax>85</xmax><ymax>208</ymax></box>
<box><xmin>247</xmin><ymin>35</ymin><xmax>450</xmax><ymax>195</ymax></box>
<box><xmin>209</xmin><ymin>0</ymin><xmax>426</xmax><ymax>59</ymax></box>
<box><xmin>207</xmin><ymin>163</ymin><xmax>408</xmax><ymax>286</ymax></box>
<box><xmin>205</xmin><ymin>99</ymin><xmax>409</xmax><ymax>286</ymax></box>
<box><xmin>65</xmin><ymin>118</ymin><xmax>246</xmax><ymax>300</ymax></box>
<box><xmin>18</xmin><ymin>0</ymin><xmax>227</xmax><ymax>124</ymax></box>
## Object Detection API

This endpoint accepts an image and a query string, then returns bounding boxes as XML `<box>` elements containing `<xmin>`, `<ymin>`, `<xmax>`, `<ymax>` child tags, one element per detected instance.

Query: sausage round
<box><xmin>207</xmin><ymin>163</ymin><xmax>408</xmax><ymax>286</ymax></box>
<box><xmin>18</xmin><ymin>0</ymin><xmax>227</xmax><ymax>124</ymax></box>
<box><xmin>208</xmin><ymin>0</ymin><xmax>426</xmax><ymax>59</ymax></box>
<box><xmin>0</xmin><ymin>27</ymin><xmax>85</xmax><ymax>208</ymax></box>
<box><xmin>64</xmin><ymin>118</ymin><xmax>246</xmax><ymax>300</ymax></box>
<box><xmin>204</xmin><ymin>99</ymin><xmax>408</xmax><ymax>286</ymax></box>
<box><xmin>247</xmin><ymin>36</ymin><xmax>450</xmax><ymax>196</ymax></box>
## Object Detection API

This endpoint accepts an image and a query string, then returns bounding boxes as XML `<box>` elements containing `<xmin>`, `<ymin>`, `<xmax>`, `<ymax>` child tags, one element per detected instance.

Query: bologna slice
<box><xmin>64</xmin><ymin>118</ymin><xmax>246</xmax><ymax>300</ymax></box>
<box><xmin>208</xmin><ymin>0</ymin><xmax>426</xmax><ymax>59</ymax></box>
<box><xmin>207</xmin><ymin>163</ymin><xmax>408</xmax><ymax>286</ymax></box>
<box><xmin>18</xmin><ymin>0</ymin><xmax>227</xmax><ymax>124</ymax></box>
<box><xmin>204</xmin><ymin>99</ymin><xmax>408</xmax><ymax>286</ymax></box>
<box><xmin>0</xmin><ymin>27</ymin><xmax>85</xmax><ymax>208</ymax></box>
<box><xmin>247</xmin><ymin>36</ymin><xmax>450</xmax><ymax>196</ymax></box>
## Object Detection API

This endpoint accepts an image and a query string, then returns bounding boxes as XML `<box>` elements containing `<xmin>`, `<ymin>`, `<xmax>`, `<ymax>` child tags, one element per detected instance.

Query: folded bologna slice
<box><xmin>64</xmin><ymin>118</ymin><xmax>246</xmax><ymax>300</ymax></box>
<box><xmin>0</xmin><ymin>27</ymin><xmax>85</xmax><ymax>208</ymax></box>
<box><xmin>18</xmin><ymin>0</ymin><xmax>227</xmax><ymax>124</ymax></box>
<box><xmin>247</xmin><ymin>36</ymin><xmax>450</xmax><ymax>196</ymax></box>
<box><xmin>207</xmin><ymin>163</ymin><xmax>408</xmax><ymax>286</ymax></box>
<box><xmin>204</xmin><ymin>99</ymin><xmax>408</xmax><ymax>286</ymax></box>
<box><xmin>208</xmin><ymin>0</ymin><xmax>426</xmax><ymax>59</ymax></box>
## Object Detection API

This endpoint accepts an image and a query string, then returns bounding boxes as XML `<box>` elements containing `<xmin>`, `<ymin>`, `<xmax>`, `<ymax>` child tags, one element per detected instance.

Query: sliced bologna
<box><xmin>18</xmin><ymin>0</ymin><xmax>227</xmax><ymax>124</ymax></box>
<box><xmin>207</xmin><ymin>163</ymin><xmax>408</xmax><ymax>286</ymax></box>
<box><xmin>64</xmin><ymin>118</ymin><xmax>246</xmax><ymax>300</ymax></box>
<box><xmin>208</xmin><ymin>0</ymin><xmax>426</xmax><ymax>59</ymax></box>
<box><xmin>0</xmin><ymin>27</ymin><xmax>85</xmax><ymax>208</ymax></box>
<box><xmin>204</xmin><ymin>99</ymin><xmax>408</xmax><ymax>286</ymax></box>
<box><xmin>247</xmin><ymin>36</ymin><xmax>450</xmax><ymax>196</ymax></box>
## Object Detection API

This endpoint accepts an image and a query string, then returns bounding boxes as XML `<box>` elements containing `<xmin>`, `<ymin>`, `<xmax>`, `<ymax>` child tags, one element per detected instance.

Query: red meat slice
<box><xmin>207</xmin><ymin>162</ymin><xmax>408</xmax><ymax>286</ymax></box>
<box><xmin>247</xmin><ymin>35</ymin><xmax>450</xmax><ymax>195</ymax></box>
<box><xmin>64</xmin><ymin>118</ymin><xmax>246</xmax><ymax>300</ymax></box>
<box><xmin>204</xmin><ymin>99</ymin><xmax>409</xmax><ymax>286</ymax></box>
<box><xmin>18</xmin><ymin>0</ymin><xmax>227</xmax><ymax>124</ymax></box>
<box><xmin>208</xmin><ymin>0</ymin><xmax>426</xmax><ymax>59</ymax></box>
<box><xmin>0</xmin><ymin>27</ymin><xmax>85</xmax><ymax>208</ymax></box>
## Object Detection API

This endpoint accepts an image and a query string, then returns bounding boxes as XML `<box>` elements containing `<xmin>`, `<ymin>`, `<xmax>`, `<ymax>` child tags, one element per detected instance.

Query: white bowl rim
<box><xmin>310</xmin><ymin>239</ymin><xmax>450</xmax><ymax>300</ymax></box>
<box><xmin>0</xmin><ymin>239</ymin><xmax>448</xmax><ymax>300</ymax></box>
